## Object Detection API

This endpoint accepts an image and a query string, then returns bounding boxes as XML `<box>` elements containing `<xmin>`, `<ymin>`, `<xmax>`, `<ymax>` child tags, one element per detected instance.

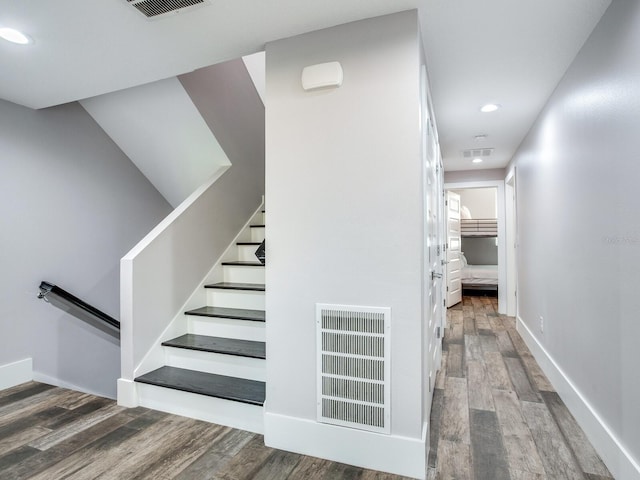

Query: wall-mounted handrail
<box><xmin>38</xmin><ymin>281</ymin><xmax>120</xmax><ymax>339</ymax></box>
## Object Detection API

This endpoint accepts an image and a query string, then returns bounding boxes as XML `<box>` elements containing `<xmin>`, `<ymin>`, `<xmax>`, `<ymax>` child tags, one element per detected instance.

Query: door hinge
<box><xmin>445</xmin><ymin>200</ymin><xmax>448</xmax><ymax>206</ymax></box>
<box><xmin>437</xmin><ymin>245</ymin><xmax>441</xmax><ymax>256</ymax></box>
<box><xmin>446</xmin><ymin>286</ymin><xmax>449</xmax><ymax>292</ymax></box>
<box><xmin>436</xmin><ymin>326</ymin><xmax>441</xmax><ymax>339</ymax></box>
<box><xmin>443</xmin><ymin>299</ymin><xmax>446</xmax><ymax>307</ymax></box>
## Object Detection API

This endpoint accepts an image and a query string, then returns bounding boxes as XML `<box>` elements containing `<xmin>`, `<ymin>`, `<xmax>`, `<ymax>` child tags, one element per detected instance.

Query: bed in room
<box><xmin>458</xmin><ymin>253</ymin><xmax>498</xmax><ymax>294</ymax></box>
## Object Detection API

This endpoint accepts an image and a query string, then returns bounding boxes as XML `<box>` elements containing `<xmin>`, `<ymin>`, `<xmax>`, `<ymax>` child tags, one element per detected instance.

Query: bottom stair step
<box><xmin>135</xmin><ymin>366</ymin><xmax>265</xmax><ymax>406</ymax></box>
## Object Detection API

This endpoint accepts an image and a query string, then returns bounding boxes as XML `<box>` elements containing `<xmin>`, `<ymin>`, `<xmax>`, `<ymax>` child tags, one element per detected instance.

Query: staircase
<box><xmin>134</xmin><ymin>210</ymin><xmax>266</xmax><ymax>433</ymax></box>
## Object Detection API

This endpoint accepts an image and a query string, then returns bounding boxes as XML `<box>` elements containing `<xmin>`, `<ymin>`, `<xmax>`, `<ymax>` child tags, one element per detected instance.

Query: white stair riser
<box><xmin>165</xmin><ymin>348</ymin><xmax>266</xmax><ymax>381</ymax></box>
<box><xmin>136</xmin><ymin>383</ymin><xmax>264</xmax><ymax>434</ymax></box>
<box><xmin>250</xmin><ymin>227</ymin><xmax>265</xmax><ymax>243</ymax></box>
<box><xmin>223</xmin><ymin>265</ymin><xmax>265</xmax><ymax>284</ymax></box>
<box><xmin>237</xmin><ymin>245</ymin><xmax>262</xmax><ymax>262</ymax></box>
<box><xmin>207</xmin><ymin>289</ymin><xmax>265</xmax><ymax>310</ymax></box>
<box><xmin>188</xmin><ymin>316</ymin><xmax>266</xmax><ymax>342</ymax></box>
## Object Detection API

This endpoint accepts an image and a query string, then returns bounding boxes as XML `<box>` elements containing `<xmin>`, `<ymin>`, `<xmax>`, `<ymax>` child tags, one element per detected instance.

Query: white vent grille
<box><xmin>317</xmin><ymin>304</ymin><xmax>390</xmax><ymax>434</ymax></box>
<box><xmin>462</xmin><ymin>148</ymin><xmax>494</xmax><ymax>158</ymax></box>
<box><xmin>127</xmin><ymin>0</ymin><xmax>209</xmax><ymax>18</ymax></box>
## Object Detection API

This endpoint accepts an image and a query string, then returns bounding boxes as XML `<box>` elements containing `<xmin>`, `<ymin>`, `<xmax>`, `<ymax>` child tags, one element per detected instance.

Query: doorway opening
<box><xmin>444</xmin><ymin>180</ymin><xmax>507</xmax><ymax>314</ymax></box>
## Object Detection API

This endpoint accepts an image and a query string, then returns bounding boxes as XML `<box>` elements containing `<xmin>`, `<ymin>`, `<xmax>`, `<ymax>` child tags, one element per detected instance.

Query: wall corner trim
<box><xmin>0</xmin><ymin>358</ymin><xmax>33</xmax><ymax>391</ymax></box>
<box><xmin>117</xmin><ymin>378</ymin><xmax>139</xmax><ymax>407</ymax></box>
<box><xmin>264</xmin><ymin>412</ymin><xmax>427</xmax><ymax>479</ymax></box>
<box><xmin>517</xmin><ymin>317</ymin><xmax>640</xmax><ymax>480</ymax></box>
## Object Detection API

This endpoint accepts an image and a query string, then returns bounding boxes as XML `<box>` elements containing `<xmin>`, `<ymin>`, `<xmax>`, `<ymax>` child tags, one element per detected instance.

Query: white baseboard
<box><xmin>32</xmin><ymin>371</ymin><xmax>115</xmax><ymax>399</ymax></box>
<box><xmin>264</xmin><ymin>412</ymin><xmax>426</xmax><ymax>479</ymax></box>
<box><xmin>517</xmin><ymin>317</ymin><xmax>640</xmax><ymax>480</ymax></box>
<box><xmin>0</xmin><ymin>358</ymin><xmax>33</xmax><ymax>390</ymax></box>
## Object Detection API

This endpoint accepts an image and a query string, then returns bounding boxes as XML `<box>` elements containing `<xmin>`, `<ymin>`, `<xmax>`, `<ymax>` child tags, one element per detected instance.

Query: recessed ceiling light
<box><xmin>0</xmin><ymin>28</ymin><xmax>32</xmax><ymax>45</ymax></box>
<box><xmin>472</xmin><ymin>158</ymin><xmax>483</xmax><ymax>164</ymax></box>
<box><xmin>480</xmin><ymin>103</ymin><xmax>500</xmax><ymax>113</ymax></box>
<box><xmin>474</xmin><ymin>134</ymin><xmax>488</xmax><ymax>141</ymax></box>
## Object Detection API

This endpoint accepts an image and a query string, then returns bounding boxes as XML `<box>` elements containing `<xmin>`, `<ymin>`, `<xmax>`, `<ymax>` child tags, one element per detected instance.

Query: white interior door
<box><xmin>446</xmin><ymin>191</ymin><xmax>462</xmax><ymax>307</ymax></box>
<box><xmin>426</xmin><ymin>128</ymin><xmax>440</xmax><ymax>393</ymax></box>
<box><xmin>421</xmin><ymin>65</ymin><xmax>444</xmax><ymax>422</ymax></box>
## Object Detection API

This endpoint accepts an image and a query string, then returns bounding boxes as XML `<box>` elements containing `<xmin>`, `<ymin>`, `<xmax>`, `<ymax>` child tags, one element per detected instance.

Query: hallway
<box><xmin>0</xmin><ymin>296</ymin><xmax>613</xmax><ymax>479</ymax></box>
<box><xmin>429</xmin><ymin>296</ymin><xmax>613</xmax><ymax>480</ymax></box>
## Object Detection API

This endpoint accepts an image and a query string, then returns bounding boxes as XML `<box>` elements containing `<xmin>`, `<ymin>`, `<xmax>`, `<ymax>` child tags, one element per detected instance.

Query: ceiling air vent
<box><xmin>127</xmin><ymin>0</ymin><xmax>209</xmax><ymax>18</ymax></box>
<box><xmin>463</xmin><ymin>148</ymin><xmax>494</xmax><ymax>158</ymax></box>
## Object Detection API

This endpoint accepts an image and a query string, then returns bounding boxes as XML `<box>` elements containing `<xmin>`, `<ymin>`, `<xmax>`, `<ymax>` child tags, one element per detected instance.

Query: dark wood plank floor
<box><xmin>0</xmin><ymin>382</ymin><xmax>412</xmax><ymax>479</ymax></box>
<box><xmin>0</xmin><ymin>296</ymin><xmax>613</xmax><ymax>479</ymax></box>
<box><xmin>430</xmin><ymin>295</ymin><xmax>614</xmax><ymax>480</ymax></box>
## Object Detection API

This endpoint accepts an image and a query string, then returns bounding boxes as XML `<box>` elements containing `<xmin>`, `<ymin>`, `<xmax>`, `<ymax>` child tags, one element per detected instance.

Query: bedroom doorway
<box><xmin>444</xmin><ymin>181</ymin><xmax>507</xmax><ymax>313</ymax></box>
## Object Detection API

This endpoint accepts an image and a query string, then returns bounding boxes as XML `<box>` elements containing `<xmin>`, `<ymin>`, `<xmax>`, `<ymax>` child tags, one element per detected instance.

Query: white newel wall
<box><xmin>265</xmin><ymin>11</ymin><xmax>428</xmax><ymax>479</ymax></box>
<box><xmin>119</xmin><ymin>168</ymin><xmax>262</xmax><ymax>386</ymax></box>
<box><xmin>119</xmin><ymin>169</ymin><xmax>264</xmax><ymax>402</ymax></box>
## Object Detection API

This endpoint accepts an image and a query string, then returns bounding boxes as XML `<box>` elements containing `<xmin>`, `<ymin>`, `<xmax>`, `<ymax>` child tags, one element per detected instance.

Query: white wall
<box><xmin>242</xmin><ymin>52</ymin><xmax>266</xmax><ymax>106</ymax></box>
<box><xmin>510</xmin><ymin>1</ymin><xmax>640</xmax><ymax>478</ymax></box>
<box><xmin>0</xmin><ymin>99</ymin><xmax>171</xmax><ymax>398</ymax></box>
<box><xmin>444</xmin><ymin>167</ymin><xmax>505</xmax><ymax>183</ymax></box>
<box><xmin>452</xmin><ymin>187</ymin><xmax>497</xmax><ymax>218</ymax></box>
<box><xmin>265</xmin><ymin>11</ymin><xmax>427</xmax><ymax>478</ymax></box>
<box><xmin>81</xmin><ymin>77</ymin><xmax>231</xmax><ymax>208</ymax></box>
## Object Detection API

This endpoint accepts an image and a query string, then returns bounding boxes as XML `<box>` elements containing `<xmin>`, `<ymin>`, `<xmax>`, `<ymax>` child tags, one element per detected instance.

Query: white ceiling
<box><xmin>421</xmin><ymin>0</ymin><xmax>611</xmax><ymax>171</ymax></box>
<box><xmin>80</xmin><ymin>77</ymin><xmax>230</xmax><ymax>207</ymax></box>
<box><xmin>0</xmin><ymin>0</ymin><xmax>611</xmax><ymax>171</ymax></box>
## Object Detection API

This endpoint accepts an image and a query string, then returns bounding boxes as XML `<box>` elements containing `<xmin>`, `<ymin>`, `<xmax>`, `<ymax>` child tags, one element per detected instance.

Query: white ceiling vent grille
<box><xmin>463</xmin><ymin>148</ymin><xmax>494</xmax><ymax>158</ymax></box>
<box><xmin>316</xmin><ymin>304</ymin><xmax>390</xmax><ymax>434</ymax></box>
<box><xmin>127</xmin><ymin>0</ymin><xmax>209</xmax><ymax>18</ymax></box>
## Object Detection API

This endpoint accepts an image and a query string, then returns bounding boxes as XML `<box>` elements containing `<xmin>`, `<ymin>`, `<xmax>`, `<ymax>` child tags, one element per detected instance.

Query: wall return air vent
<box><xmin>316</xmin><ymin>304</ymin><xmax>391</xmax><ymax>434</ymax></box>
<box><xmin>127</xmin><ymin>0</ymin><xmax>209</xmax><ymax>18</ymax></box>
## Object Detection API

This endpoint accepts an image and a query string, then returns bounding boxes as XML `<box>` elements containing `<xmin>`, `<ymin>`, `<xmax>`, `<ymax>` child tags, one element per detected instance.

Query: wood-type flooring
<box><xmin>430</xmin><ymin>296</ymin><xmax>614</xmax><ymax>480</ymax></box>
<box><xmin>0</xmin><ymin>296</ymin><xmax>613</xmax><ymax>479</ymax></box>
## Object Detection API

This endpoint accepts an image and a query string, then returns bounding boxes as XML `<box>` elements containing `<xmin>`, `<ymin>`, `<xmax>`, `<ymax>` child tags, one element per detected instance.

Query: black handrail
<box><xmin>38</xmin><ymin>281</ymin><xmax>120</xmax><ymax>339</ymax></box>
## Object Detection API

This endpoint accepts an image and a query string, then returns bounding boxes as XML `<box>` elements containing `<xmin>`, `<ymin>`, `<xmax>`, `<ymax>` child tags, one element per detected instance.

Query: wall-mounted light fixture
<box><xmin>301</xmin><ymin>61</ymin><xmax>343</xmax><ymax>91</ymax></box>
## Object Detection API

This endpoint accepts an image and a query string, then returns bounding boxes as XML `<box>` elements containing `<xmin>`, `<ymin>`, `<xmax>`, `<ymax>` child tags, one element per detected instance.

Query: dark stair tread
<box><xmin>237</xmin><ymin>242</ymin><xmax>262</xmax><ymax>246</ymax></box>
<box><xmin>221</xmin><ymin>261</ymin><xmax>264</xmax><ymax>267</ymax></box>
<box><xmin>250</xmin><ymin>225</ymin><xmax>265</xmax><ymax>228</ymax></box>
<box><xmin>185</xmin><ymin>306</ymin><xmax>265</xmax><ymax>322</ymax></box>
<box><xmin>162</xmin><ymin>334</ymin><xmax>266</xmax><ymax>359</ymax></box>
<box><xmin>205</xmin><ymin>282</ymin><xmax>265</xmax><ymax>291</ymax></box>
<box><xmin>135</xmin><ymin>366</ymin><xmax>265</xmax><ymax>406</ymax></box>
